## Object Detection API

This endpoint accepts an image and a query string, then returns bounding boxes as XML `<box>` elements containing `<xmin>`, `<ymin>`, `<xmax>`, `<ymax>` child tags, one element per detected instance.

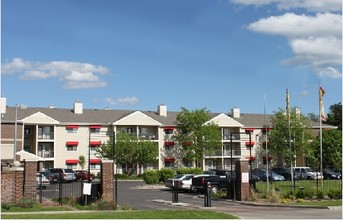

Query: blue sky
<box><xmin>1</xmin><ymin>0</ymin><xmax>342</xmax><ymax>115</ymax></box>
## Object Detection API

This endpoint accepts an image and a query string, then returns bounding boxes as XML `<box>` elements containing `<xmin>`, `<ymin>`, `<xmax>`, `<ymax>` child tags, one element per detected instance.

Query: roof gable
<box><xmin>113</xmin><ymin>111</ymin><xmax>162</xmax><ymax>126</ymax></box>
<box><xmin>206</xmin><ymin>113</ymin><xmax>243</xmax><ymax>127</ymax></box>
<box><xmin>22</xmin><ymin>111</ymin><xmax>59</xmax><ymax>125</ymax></box>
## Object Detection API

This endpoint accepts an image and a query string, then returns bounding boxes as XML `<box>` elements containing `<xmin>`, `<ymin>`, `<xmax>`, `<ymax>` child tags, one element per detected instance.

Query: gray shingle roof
<box><xmin>1</xmin><ymin>106</ymin><xmax>332</xmax><ymax>128</ymax></box>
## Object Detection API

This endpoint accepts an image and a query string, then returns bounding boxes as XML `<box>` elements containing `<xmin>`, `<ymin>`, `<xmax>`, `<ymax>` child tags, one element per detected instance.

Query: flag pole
<box><xmin>319</xmin><ymin>85</ymin><xmax>324</xmax><ymax>189</ymax></box>
<box><xmin>286</xmin><ymin>88</ymin><xmax>294</xmax><ymax>194</ymax></box>
<box><xmin>264</xmin><ymin>95</ymin><xmax>269</xmax><ymax>193</ymax></box>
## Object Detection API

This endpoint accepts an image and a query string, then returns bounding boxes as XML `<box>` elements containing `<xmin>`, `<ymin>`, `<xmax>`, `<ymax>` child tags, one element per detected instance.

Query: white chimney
<box><xmin>73</xmin><ymin>100</ymin><xmax>83</xmax><ymax>114</ymax></box>
<box><xmin>158</xmin><ymin>104</ymin><xmax>167</xmax><ymax>117</ymax></box>
<box><xmin>231</xmin><ymin>107</ymin><xmax>240</xmax><ymax>118</ymax></box>
<box><xmin>0</xmin><ymin>97</ymin><xmax>6</xmax><ymax>114</ymax></box>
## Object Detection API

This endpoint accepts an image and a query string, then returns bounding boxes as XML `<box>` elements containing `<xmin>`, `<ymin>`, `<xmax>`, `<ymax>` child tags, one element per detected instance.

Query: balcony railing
<box><xmin>38</xmin><ymin>132</ymin><xmax>54</xmax><ymax>140</ymax></box>
<box><xmin>138</xmin><ymin>133</ymin><xmax>158</xmax><ymax>140</ymax></box>
<box><xmin>37</xmin><ymin>150</ymin><xmax>54</xmax><ymax>158</ymax></box>
<box><xmin>223</xmin><ymin>149</ymin><xmax>241</xmax><ymax>156</ymax></box>
<box><xmin>222</xmin><ymin>134</ymin><xmax>241</xmax><ymax>140</ymax></box>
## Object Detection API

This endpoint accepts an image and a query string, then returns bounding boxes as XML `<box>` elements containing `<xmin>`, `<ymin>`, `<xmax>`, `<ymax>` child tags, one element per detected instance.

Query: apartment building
<box><xmin>0</xmin><ymin>98</ymin><xmax>326</xmax><ymax>174</ymax></box>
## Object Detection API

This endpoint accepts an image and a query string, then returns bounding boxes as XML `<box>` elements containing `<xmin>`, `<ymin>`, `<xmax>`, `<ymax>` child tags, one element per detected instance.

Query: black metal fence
<box><xmin>36</xmin><ymin>177</ymin><xmax>102</xmax><ymax>205</ymax></box>
<box><xmin>255</xmin><ymin>179</ymin><xmax>342</xmax><ymax>198</ymax></box>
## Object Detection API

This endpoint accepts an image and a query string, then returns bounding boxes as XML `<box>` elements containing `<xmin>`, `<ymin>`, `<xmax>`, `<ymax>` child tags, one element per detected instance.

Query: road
<box><xmin>117</xmin><ymin>180</ymin><xmax>342</xmax><ymax>219</ymax></box>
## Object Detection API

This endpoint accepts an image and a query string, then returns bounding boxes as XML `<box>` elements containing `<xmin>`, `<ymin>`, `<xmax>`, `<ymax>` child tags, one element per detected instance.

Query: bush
<box><xmin>16</xmin><ymin>198</ymin><xmax>35</xmax><ymax>208</ymax></box>
<box><xmin>176</xmin><ymin>167</ymin><xmax>203</xmax><ymax>175</ymax></box>
<box><xmin>295</xmin><ymin>188</ymin><xmax>314</xmax><ymax>199</ymax></box>
<box><xmin>327</xmin><ymin>190</ymin><xmax>342</xmax><ymax>199</ymax></box>
<box><xmin>142</xmin><ymin>170</ymin><xmax>160</xmax><ymax>184</ymax></box>
<box><xmin>158</xmin><ymin>169</ymin><xmax>176</xmax><ymax>183</ymax></box>
<box><xmin>266</xmin><ymin>188</ymin><xmax>281</xmax><ymax>203</ymax></box>
<box><xmin>316</xmin><ymin>190</ymin><xmax>324</xmax><ymax>200</ymax></box>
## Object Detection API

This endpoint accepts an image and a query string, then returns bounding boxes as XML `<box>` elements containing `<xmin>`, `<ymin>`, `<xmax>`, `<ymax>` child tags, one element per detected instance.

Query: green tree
<box><xmin>268</xmin><ymin>107</ymin><xmax>314</xmax><ymax>167</ymax></box>
<box><xmin>326</xmin><ymin>102</ymin><xmax>342</xmax><ymax>130</ymax></box>
<box><xmin>173</xmin><ymin>107</ymin><xmax>222</xmax><ymax>168</ymax></box>
<box><xmin>307</xmin><ymin>129</ymin><xmax>342</xmax><ymax>170</ymax></box>
<box><xmin>78</xmin><ymin>155</ymin><xmax>86</xmax><ymax>170</ymax></box>
<box><xmin>96</xmin><ymin>131</ymin><xmax>158</xmax><ymax>175</ymax></box>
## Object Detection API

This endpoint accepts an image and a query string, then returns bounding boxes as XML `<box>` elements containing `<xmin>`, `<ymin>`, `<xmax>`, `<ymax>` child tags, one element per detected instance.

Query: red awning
<box><xmin>66</xmin><ymin>159</ymin><xmax>78</xmax><ymax>164</ymax></box>
<box><xmin>164</xmin><ymin>126</ymin><xmax>176</xmax><ymax>130</ymax></box>
<box><xmin>263</xmin><ymin>156</ymin><xmax>272</xmax><ymax>161</ymax></box>
<box><xmin>89</xmin><ymin>125</ymin><xmax>101</xmax><ymax>129</ymax></box>
<box><xmin>66</xmin><ymin>141</ymin><xmax>79</xmax><ymax>146</ymax></box>
<box><xmin>164</xmin><ymin>141</ymin><xmax>175</xmax><ymax>146</ymax></box>
<box><xmin>66</xmin><ymin>125</ymin><xmax>79</xmax><ymax>129</ymax></box>
<box><xmin>245</xmin><ymin>141</ymin><xmax>255</xmax><ymax>146</ymax></box>
<box><xmin>90</xmin><ymin>159</ymin><xmax>102</xmax><ymax>164</ymax></box>
<box><xmin>261</xmin><ymin>127</ymin><xmax>272</xmax><ymax>131</ymax></box>
<box><xmin>246</xmin><ymin>156</ymin><xmax>256</xmax><ymax>161</ymax></box>
<box><xmin>90</xmin><ymin>141</ymin><xmax>101</xmax><ymax>146</ymax></box>
<box><xmin>164</xmin><ymin>158</ymin><xmax>175</xmax><ymax>163</ymax></box>
<box><xmin>245</xmin><ymin>128</ymin><xmax>255</xmax><ymax>132</ymax></box>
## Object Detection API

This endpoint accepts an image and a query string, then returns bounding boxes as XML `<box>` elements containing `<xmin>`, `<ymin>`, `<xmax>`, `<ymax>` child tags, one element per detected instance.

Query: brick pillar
<box><xmin>15</xmin><ymin>170</ymin><xmax>24</xmax><ymax>202</ymax></box>
<box><xmin>101</xmin><ymin>160</ymin><xmax>114</xmax><ymax>201</ymax></box>
<box><xmin>24</xmin><ymin>160</ymin><xmax>38</xmax><ymax>202</ymax></box>
<box><xmin>235</xmin><ymin>159</ymin><xmax>250</xmax><ymax>201</ymax></box>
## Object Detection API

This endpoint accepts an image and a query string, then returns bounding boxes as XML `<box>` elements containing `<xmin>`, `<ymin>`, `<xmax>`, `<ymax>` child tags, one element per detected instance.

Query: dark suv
<box><xmin>271</xmin><ymin>167</ymin><xmax>292</xmax><ymax>180</ymax></box>
<box><xmin>47</xmin><ymin>168</ymin><xmax>76</xmax><ymax>182</ymax></box>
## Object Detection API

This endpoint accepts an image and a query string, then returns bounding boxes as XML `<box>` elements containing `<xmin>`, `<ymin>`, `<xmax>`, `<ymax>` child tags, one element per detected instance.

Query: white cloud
<box><xmin>2</xmin><ymin>58</ymin><xmax>110</xmax><ymax>89</ymax></box>
<box><xmin>231</xmin><ymin>0</ymin><xmax>342</xmax><ymax>12</ymax></box>
<box><xmin>247</xmin><ymin>13</ymin><xmax>342</xmax><ymax>78</ymax></box>
<box><xmin>247</xmin><ymin>13</ymin><xmax>341</xmax><ymax>38</ymax></box>
<box><xmin>105</xmin><ymin>97</ymin><xmax>139</xmax><ymax>106</ymax></box>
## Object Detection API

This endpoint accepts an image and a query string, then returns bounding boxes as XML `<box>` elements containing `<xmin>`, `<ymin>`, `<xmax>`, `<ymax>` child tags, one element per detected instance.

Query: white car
<box><xmin>177</xmin><ymin>174</ymin><xmax>210</xmax><ymax>192</ymax></box>
<box><xmin>36</xmin><ymin>172</ymin><xmax>50</xmax><ymax>189</ymax></box>
<box><xmin>294</xmin><ymin>167</ymin><xmax>323</xmax><ymax>180</ymax></box>
<box><xmin>165</xmin><ymin>174</ymin><xmax>194</xmax><ymax>189</ymax></box>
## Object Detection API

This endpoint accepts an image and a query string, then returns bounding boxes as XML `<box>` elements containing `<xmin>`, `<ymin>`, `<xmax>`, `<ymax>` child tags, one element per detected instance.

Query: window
<box><xmin>67</xmin><ymin>146</ymin><xmax>77</xmax><ymax>151</ymax></box>
<box><xmin>67</xmin><ymin>164</ymin><xmax>77</xmax><ymax>169</ymax></box>
<box><xmin>24</xmin><ymin>128</ymin><xmax>31</xmax><ymax>135</ymax></box>
<box><xmin>67</xmin><ymin>128</ymin><xmax>78</xmax><ymax>133</ymax></box>
<box><xmin>165</xmin><ymin>162</ymin><xmax>175</xmax><ymax>168</ymax></box>
<box><xmin>89</xmin><ymin>125</ymin><xmax>101</xmax><ymax>133</ymax></box>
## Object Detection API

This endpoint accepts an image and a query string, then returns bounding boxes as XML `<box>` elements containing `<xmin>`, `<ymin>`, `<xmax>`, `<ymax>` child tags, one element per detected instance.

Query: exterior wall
<box><xmin>1</xmin><ymin>169</ymin><xmax>24</xmax><ymax>203</ymax></box>
<box><xmin>1</xmin><ymin>124</ymin><xmax>23</xmax><ymax>161</ymax></box>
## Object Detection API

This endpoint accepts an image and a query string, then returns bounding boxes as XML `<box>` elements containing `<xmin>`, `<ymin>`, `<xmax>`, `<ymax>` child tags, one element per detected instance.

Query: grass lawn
<box><xmin>1</xmin><ymin>210</ymin><xmax>238</xmax><ymax>219</ymax></box>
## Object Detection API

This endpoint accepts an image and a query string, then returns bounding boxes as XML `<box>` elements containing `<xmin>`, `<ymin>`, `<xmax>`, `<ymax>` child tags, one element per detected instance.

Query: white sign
<box><xmin>242</xmin><ymin>172</ymin><xmax>249</xmax><ymax>183</ymax></box>
<box><xmin>83</xmin><ymin>183</ymin><xmax>92</xmax><ymax>195</ymax></box>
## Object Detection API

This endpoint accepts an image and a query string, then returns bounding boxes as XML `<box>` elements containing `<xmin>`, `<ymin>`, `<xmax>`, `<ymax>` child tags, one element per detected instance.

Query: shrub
<box><xmin>1</xmin><ymin>203</ymin><xmax>12</xmax><ymax>210</ymax></box>
<box><xmin>176</xmin><ymin>167</ymin><xmax>203</xmax><ymax>175</ymax></box>
<box><xmin>266</xmin><ymin>188</ymin><xmax>281</xmax><ymax>203</ymax></box>
<box><xmin>142</xmin><ymin>170</ymin><xmax>159</xmax><ymax>184</ymax></box>
<box><xmin>316</xmin><ymin>190</ymin><xmax>324</xmax><ymax>200</ymax></box>
<box><xmin>328</xmin><ymin>190</ymin><xmax>342</xmax><ymax>199</ymax></box>
<box><xmin>91</xmin><ymin>200</ymin><xmax>115</xmax><ymax>210</ymax></box>
<box><xmin>16</xmin><ymin>198</ymin><xmax>35</xmax><ymax>208</ymax></box>
<box><xmin>158</xmin><ymin>168</ymin><xmax>176</xmax><ymax>183</ymax></box>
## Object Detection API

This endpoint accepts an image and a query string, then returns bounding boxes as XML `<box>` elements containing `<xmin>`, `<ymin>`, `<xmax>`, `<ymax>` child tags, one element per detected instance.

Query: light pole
<box><xmin>112</xmin><ymin>131</ymin><xmax>118</xmax><ymax>210</ymax></box>
<box><xmin>13</xmin><ymin>105</ymin><xmax>18</xmax><ymax>161</ymax></box>
<box><xmin>88</xmin><ymin>129</ymin><xmax>91</xmax><ymax>183</ymax></box>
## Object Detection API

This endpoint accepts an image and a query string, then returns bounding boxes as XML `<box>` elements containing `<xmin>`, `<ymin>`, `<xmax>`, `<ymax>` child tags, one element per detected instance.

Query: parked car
<box><xmin>293</xmin><ymin>167</ymin><xmax>323</xmax><ymax>180</ymax></box>
<box><xmin>271</xmin><ymin>167</ymin><xmax>292</xmax><ymax>180</ymax></box>
<box><xmin>47</xmin><ymin>168</ymin><xmax>76</xmax><ymax>182</ymax></box>
<box><xmin>39</xmin><ymin>171</ymin><xmax>55</xmax><ymax>183</ymax></box>
<box><xmin>177</xmin><ymin>174</ymin><xmax>210</xmax><ymax>192</ymax></box>
<box><xmin>165</xmin><ymin>174</ymin><xmax>194</xmax><ymax>189</ymax></box>
<box><xmin>252</xmin><ymin>169</ymin><xmax>285</xmax><ymax>182</ymax></box>
<box><xmin>74</xmin><ymin>170</ymin><xmax>95</xmax><ymax>181</ymax></box>
<box><xmin>323</xmin><ymin>169</ymin><xmax>341</xmax><ymax>179</ymax></box>
<box><xmin>36</xmin><ymin>172</ymin><xmax>50</xmax><ymax>189</ymax></box>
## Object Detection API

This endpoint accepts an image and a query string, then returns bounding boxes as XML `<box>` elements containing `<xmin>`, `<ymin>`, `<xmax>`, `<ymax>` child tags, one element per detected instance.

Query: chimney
<box><xmin>73</xmin><ymin>100</ymin><xmax>83</xmax><ymax>114</ymax></box>
<box><xmin>0</xmin><ymin>97</ymin><xmax>6</xmax><ymax>114</ymax></box>
<box><xmin>158</xmin><ymin>104</ymin><xmax>167</xmax><ymax>117</ymax></box>
<box><xmin>231</xmin><ymin>107</ymin><xmax>240</xmax><ymax>118</ymax></box>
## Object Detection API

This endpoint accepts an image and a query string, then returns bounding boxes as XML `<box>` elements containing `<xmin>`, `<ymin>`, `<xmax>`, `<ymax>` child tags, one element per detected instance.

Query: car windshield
<box><xmin>65</xmin><ymin>169</ymin><xmax>74</xmax><ymax>173</ymax></box>
<box><xmin>174</xmin><ymin>174</ymin><xmax>185</xmax><ymax>179</ymax></box>
<box><xmin>183</xmin><ymin>175</ymin><xmax>194</xmax><ymax>180</ymax></box>
<box><xmin>305</xmin><ymin>168</ymin><xmax>314</xmax><ymax>172</ymax></box>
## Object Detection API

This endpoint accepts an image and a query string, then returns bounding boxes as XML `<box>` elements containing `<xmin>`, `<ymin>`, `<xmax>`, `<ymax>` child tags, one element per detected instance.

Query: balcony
<box><xmin>223</xmin><ymin>149</ymin><xmax>241</xmax><ymax>156</ymax></box>
<box><xmin>222</xmin><ymin>134</ymin><xmax>241</xmax><ymax>141</ymax></box>
<box><xmin>138</xmin><ymin>133</ymin><xmax>158</xmax><ymax>140</ymax></box>
<box><xmin>37</xmin><ymin>150</ymin><xmax>54</xmax><ymax>158</ymax></box>
<box><xmin>38</xmin><ymin>132</ymin><xmax>54</xmax><ymax>140</ymax></box>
